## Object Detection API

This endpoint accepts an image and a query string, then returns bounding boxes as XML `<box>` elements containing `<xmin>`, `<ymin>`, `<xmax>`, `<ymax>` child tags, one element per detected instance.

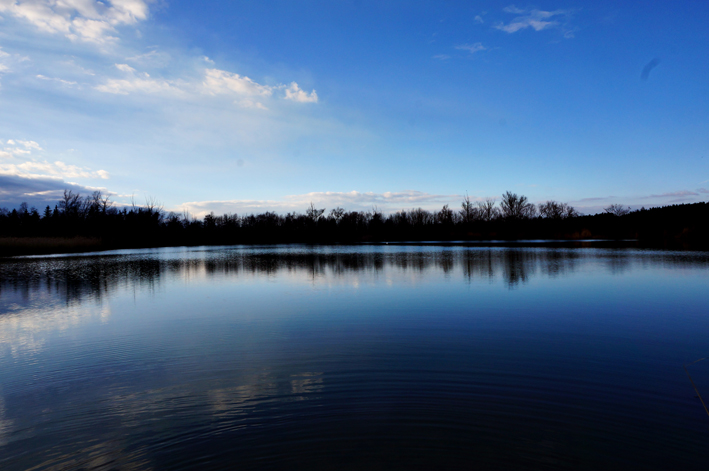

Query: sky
<box><xmin>0</xmin><ymin>0</ymin><xmax>708</xmax><ymax>216</ymax></box>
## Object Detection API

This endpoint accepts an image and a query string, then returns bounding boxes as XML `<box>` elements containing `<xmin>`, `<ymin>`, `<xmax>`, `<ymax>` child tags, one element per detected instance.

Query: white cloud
<box><xmin>203</xmin><ymin>68</ymin><xmax>273</xmax><ymax>97</ymax></box>
<box><xmin>115</xmin><ymin>63</ymin><xmax>136</xmax><ymax>73</ymax></box>
<box><xmin>95</xmin><ymin>76</ymin><xmax>175</xmax><ymax>94</ymax></box>
<box><xmin>2</xmin><ymin>139</ymin><xmax>42</xmax><ymax>157</ymax></box>
<box><xmin>123</xmin><ymin>48</ymin><xmax>173</xmax><ymax>68</ymax></box>
<box><xmin>176</xmin><ymin>190</ymin><xmax>463</xmax><ymax>218</ymax></box>
<box><xmin>0</xmin><ymin>48</ymin><xmax>9</xmax><ymax>76</ymax></box>
<box><xmin>36</xmin><ymin>74</ymin><xmax>77</xmax><ymax>86</ymax></box>
<box><xmin>0</xmin><ymin>137</ymin><xmax>108</xmax><ymax>181</ymax></box>
<box><xmin>474</xmin><ymin>15</ymin><xmax>484</xmax><ymax>24</ymax></box>
<box><xmin>202</xmin><ymin>69</ymin><xmax>318</xmax><ymax>106</ymax></box>
<box><xmin>95</xmin><ymin>63</ymin><xmax>178</xmax><ymax>94</ymax></box>
<box><xmin>93</xmin><ymin>64</ymin><xmax>320</xmax><ymax>107</ymax></box>
<box><xmin>432</xmin><ymin>54</ymin><xmax>450</xmax><ymax>61</ymax></box>
<box><xmin>0</xmin><ymin>0</ymin><xmax>150</xmax><ymax>44</ymax></box>
<box><xmin>455</xmin><ymin>43</ymin><xmax>486</xmax><ymax>54</ymax></box>
<box><xmin>236</xmin><ymin>99</ymin><xmax>268</xmax><ymax>110</ymax></box>
<box><xmin>284</xmin><ymin>82</ymin><xmax>318</xmax><ymax>103</ymax></box>
<box><xmin>495</xmin><ymin>6</ymin><xmax>568</xmax><ymax>34</ymax></box>
<box><xmin>16</xmin><ymin>140</ymin><xmax>42</xmax><ymax>150</ymax></box>
<box><xmin>0</xmin><ymin>160</ymin><xmax>109</xmax><ymax>180</ymax></box>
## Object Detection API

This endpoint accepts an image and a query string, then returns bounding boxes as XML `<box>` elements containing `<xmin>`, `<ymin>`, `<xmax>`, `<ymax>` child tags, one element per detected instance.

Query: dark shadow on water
<box><xmin>1</xmin><ymin>246</ymin><xmax>708</xmax><ymax>311</ymax></box>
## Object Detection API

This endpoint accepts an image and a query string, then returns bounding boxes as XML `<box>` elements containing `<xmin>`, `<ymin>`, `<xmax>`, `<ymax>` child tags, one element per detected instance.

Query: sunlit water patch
<box><xmin>1</xmin><ymin>245</ymin><xmax>708</xmax><ymax>470</ymax></box>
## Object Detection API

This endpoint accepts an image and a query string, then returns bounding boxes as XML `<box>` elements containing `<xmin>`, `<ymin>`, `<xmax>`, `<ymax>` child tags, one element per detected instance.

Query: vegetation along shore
<box><xmin>1</xmin><ymin>190</ymin><xmax>707</xmax><ymax>256</ymax></box>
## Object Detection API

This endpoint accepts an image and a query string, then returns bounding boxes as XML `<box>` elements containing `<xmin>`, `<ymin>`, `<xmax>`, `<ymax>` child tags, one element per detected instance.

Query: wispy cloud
<box><xmin>474</xmin><ymin>15</ymin><xmax>484</xmax><ymax>24</ymax></box>
<box><xmin>36</xmin><ymin>74</ymin><xmax>78</xmax><ymax>86</ymax></box>
<box><xmin>0</xmin><ymin>0</ymin><xmax>150</xmax><ymax>44</ymax></box>
<box><xmin>177</xmin><ymin>190</ymin><xmax>464</xmax><ymax>217</ymax></box>
<box><xmin>94</xmin><ymin>63</ymin><xmax>180</xmax><ymax>95</ymax></box>
<box><xmin>0</xmin><ymin>137</ymin><xmax>108</xmax><ymax>183</ymax></box>
<box><xmin>644</xmin><ymin>190</ymin><xmax>699</xmax><ymax>199</ymax></box>
<box><xmin>455</xmin><ymin>43</ymin><xmax>487</xmax><ymax>54</ymax></box>
<box><xmin>432</xmin><ymin>54</ymin><xmax>451</xmax><ymax>61</ymax></box>
<box><xmin>571</xmin><ymin>188</ymin><xmax>707</xmax><ymax>214</ymax></box>
<box><xmin>495</xmin><ymin>6</ymin><xmax>569</xmax><ymax>34</ymax></box>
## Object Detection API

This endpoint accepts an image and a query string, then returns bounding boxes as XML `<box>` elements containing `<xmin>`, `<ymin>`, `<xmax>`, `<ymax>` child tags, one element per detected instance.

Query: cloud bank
<box><xmin>0</xmin><ymin>0</ymin><xmax>150</xmax><ymax>44</ymax></box>
<box><xmin>0</xmin><ymin>138</ymin><xmax>111</xmax><ymax>208</ymax></box>
<box><xmin>177</xmin><ymin>190</ymin><xmax>464</xmax><ymax>218</ymax></box>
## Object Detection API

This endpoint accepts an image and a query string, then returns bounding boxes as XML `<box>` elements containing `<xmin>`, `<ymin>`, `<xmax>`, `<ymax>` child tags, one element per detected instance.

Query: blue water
<box><xmin>1</xmin><ymin>245</ymin><xmax>708</xmax><ymax>470</ymax></box>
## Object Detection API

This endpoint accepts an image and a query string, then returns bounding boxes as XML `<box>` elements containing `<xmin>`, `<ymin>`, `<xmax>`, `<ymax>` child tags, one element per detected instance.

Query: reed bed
<box><xmin>0</xmin><ymin>237</ymin><xmax>103</xmax><ymax>257</ymax></box>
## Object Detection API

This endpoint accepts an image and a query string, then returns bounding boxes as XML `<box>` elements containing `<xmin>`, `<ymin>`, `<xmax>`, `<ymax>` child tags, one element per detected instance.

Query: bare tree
<box><xmin>99</xmin><ymin>191</ymin><xmax>113</xmax><ymax>213</ymax></box>
<box><xmin>59</xmin><ymin>189</ymin><xmax>83</xmax><ymax>217</ymax></box>
<box><xmin>145</xmin><ymin>196</ymin><xmax>164</xmax><ymax>222</ymax></box>
<box><xmin>370</xmin><ymin>206</ymin><xmax>383</xmax><ymax>225</ymax></box>
<box><xmin>436</xmin><ymin>204</ymin><xmax>454</xmax><ymax>224</ymax></box>
<box><xmin>477</xmin><ymin>198</ymin><xmax>499</xmax><ymax>222</ymax></box>
<box><xmin>85</xmin><ymin>191</ymin><xmax>112</xmax><ymax>216</ymax></box>
<box><xmin>604</xmin><ymin>204</ymin><xmax>631</xmax><ymax>216</ymax></box>
<box><xmin>329</xmin><ymin>207</ymin><xmax>345</xmax><ymax>222</ymax></box>
<box><xmin>409</xmin><ymin>207</ymin><xmax>433</xmax><ymax>226</ymax></box>
<box><xmin>500</xmin><ymin>191</ymin><xmax>536</xmax><ymax>219</ymax></box>
<box><xmin>460</xmin><ymin>193</ymin><xmax>479</xmax><ymax>223</ymax></box>
<box><xmin>538</xmin><ymin>201</ymin><xmax>579</xmax><ymax>219</ymax></box>
<box><xmin>306</xmin><ymin>202</ymin><xmax>325</xmax><ymax>222</ymax></box>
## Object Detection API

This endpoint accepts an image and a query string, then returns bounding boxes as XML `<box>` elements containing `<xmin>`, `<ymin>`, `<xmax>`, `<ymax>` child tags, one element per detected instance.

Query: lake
<box><xmin>1</xmin><ymin>245</ymin><xmax>708</xmax><ymax>470</ymax></box>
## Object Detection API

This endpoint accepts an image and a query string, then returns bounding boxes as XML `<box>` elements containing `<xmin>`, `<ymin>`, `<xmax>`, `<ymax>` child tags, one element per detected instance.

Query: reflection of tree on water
<box><xmin>606</xmin><ymin>251</ymin><xmax>632</xmax><ymax>275</ymax></box>
<box><xmin>502</xmin><ymin>250</ymin><xmax>535</xmax><ymax>287</ymax></box>
<box><xmin>2</xmin><ymin>248</ymin><xmax>707</xmax><ymax>309</ymax></box>
<box><xmin>0</xmin><ymin>257</ymin><xmax>163</xmax><ymax>307</ymax></box>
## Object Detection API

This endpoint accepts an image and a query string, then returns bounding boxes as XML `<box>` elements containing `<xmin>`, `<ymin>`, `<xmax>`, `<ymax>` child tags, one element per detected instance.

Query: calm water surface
<box><xmin>1</xmin><ymin>245</ymin><xmax>708</xmax><ymax>470</ymax></box>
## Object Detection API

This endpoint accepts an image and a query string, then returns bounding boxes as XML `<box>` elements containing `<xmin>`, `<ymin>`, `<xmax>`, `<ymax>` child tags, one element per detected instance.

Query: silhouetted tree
<box><xmin>59</xmin><ymin>190</ymin><xmax>83</xmax><ymax>218</ymax></box>
<box><xmin>604</xmin><ymin>204</ymin><xmax>631</xmax><ymax>216</ymax></box>
<box><xmin>306</xmin><ymin>202</ymin><xmax>325</xmax><ymax>222</ymax></box>
<box><xmin>477</xmin><ymin>198</ymin><xmax>499</xmax><ymax>222</ymax></box>
<box><xmin>538</xmin><ymin>201</ymin><xmax>578</xmax><ymax>219</ymax></box>
<box><xmin>436</xmin><ymin>204</ymin><xmax>454</xmax><ymax>225</ymax></box>
<box><xmin>500</xmin><ymin>191</ymin><xmax>536</xmax><ymax>219</ymax></box>
<box><xmin>460</xmin><ymin>194</ymin><xmax>479</xmax><ymax>224</ymax></box>
<box><xmin>329</xmin><ymin>207</ymin><xmax>345</xmax><ymax>222</ymax></box>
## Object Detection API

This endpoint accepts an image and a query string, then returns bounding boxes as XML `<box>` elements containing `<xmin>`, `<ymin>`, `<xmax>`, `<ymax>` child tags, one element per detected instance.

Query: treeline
<box><xmin>1</xmin><ymin>190</ymin><xmax>708</xmax><ymax>254</ymax></box>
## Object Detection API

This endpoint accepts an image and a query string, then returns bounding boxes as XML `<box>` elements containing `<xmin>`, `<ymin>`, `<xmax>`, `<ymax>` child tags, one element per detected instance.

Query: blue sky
<box><xmin>0</xmin><ymin>1</ymin><xmax>708</xmax><ymax>216</ymax></box>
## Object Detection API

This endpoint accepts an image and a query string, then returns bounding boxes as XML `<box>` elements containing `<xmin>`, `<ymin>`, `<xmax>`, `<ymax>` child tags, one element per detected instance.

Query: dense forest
<box><xmin>1</xmin><ymin>190</ymin><xmax>708</xmax><ymax>256</ymax></box>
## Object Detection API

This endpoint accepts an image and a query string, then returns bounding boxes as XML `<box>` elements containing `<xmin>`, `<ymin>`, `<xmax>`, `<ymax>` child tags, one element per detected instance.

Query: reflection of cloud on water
<box><xmin>208</xmin><ymin>373</ymin><xmax>279</xmax><ymax>417</ymax></box>
<box><xmin>0</xmin><ymin>301</ymin><xmax>110</xmax><ymax>359</ymax></box>
<box><xmin>207</xmin><ymin>371</ymin><xmax>324</xmax><ymax>417</ymax></box>
<box><xmin>0</xmin><ymin>393</ymin><xmax>13</xmax><ymax>447</ymax></box>
<box><xmin>36</xmin><ymin>440</ymin><xmax>154</xmax><ymax>471</ymax></box>
<box><xmin>291</xmin><ymin>372</ymin><xmax>324</xmax><ymax>399</ymax></box>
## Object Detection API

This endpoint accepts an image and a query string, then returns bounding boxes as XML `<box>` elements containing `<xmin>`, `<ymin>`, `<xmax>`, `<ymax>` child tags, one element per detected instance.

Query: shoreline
<box><xmin>1</xmin><ymin>236</ymin><xmax>704</xmax><ymax>258</ymax></box>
